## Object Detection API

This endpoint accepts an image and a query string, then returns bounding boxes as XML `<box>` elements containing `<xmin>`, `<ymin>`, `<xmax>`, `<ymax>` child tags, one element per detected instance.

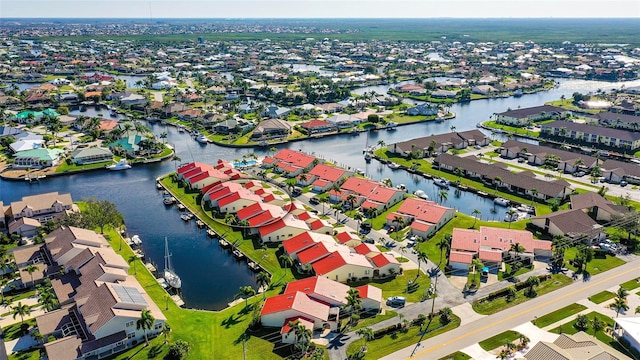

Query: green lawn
<box><xmin>346</xmin><ymin>315</ymin><xmax>461</xmax><ymax>359</ymax></box>
<box><xmin>483</xmin><ymin>120</ymin><xmax>540</xmax><ymax>138</ymax></box>
<box><xmin>620</xmin><ymin>278</ymin><xmax>640</xmax><ymax>291</ymax></box>
<box><xmin>534</xmin><ymin>303</ymin><xmax>587</xmax><ymax>328</ymax></box>
<box><xmin>55</xmin><ymin>160</ymin><xmax>112</xmax><ymax>173</ymax></box>
<box><xmin>2</xmin><ymin>319</ymin><xmax>37</xmax><ymax>342</ymax></box>
<box><xmin>478</xmin><ymin>330</ymin><xmax>522</xmax><ymax>351</ymax></box>
<box><xmin>472</xmin><ymin>274</ymin><xmax>574</xmax><ymax>315</ymax></box>
<box><xmin>439</xmin><ymin>352</ymin><xmax>471</xmax><ymax>360</ymax></box>
<box><xmin>564</xmin><ymin>248</ymin><xmax>626</xmax><ymax>275</ymax></box>
<box><xmin>370</xmin><ymin>202</ymin><xmax>403</xmax><ymax>230</ymax></box>
<box><xmin>8</xmin><ymin>350</ymin><xmax>41</xmax><ymax>360</ymax></box>
<box><xmin>347</xmin><ymin>270</ymin><xmax>430</xmax><ymax>303</ymax></box>
<box><xmin>350</xmin><ymin>310</ymin><xmax>398</xmax><ymax>331</ymax></box>
<box><xmin>589</xmin><ymin>291</ymin><xmax>617</xmax><ymax>304</ymax></box>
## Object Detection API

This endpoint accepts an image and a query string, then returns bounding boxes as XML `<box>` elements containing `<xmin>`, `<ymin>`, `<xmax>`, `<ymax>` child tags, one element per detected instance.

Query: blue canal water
<box><xmin>2</xmin><ymin>78</ymin><xmax>640</xmax><ymax>309</ymax></box>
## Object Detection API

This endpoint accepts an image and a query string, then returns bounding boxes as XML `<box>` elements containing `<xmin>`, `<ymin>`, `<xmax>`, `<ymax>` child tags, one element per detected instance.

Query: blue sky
<box><xmin>1</xmin><ymin>0</ymin><xmax>639</xmax><ymax>18</ymax></box>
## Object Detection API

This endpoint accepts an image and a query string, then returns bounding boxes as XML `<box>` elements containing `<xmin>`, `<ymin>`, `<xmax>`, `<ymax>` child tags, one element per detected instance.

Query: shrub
<box><xmin>166</xmin><ymin>340</ymin><xmax>191</xmax><ymax>360</ymax></box>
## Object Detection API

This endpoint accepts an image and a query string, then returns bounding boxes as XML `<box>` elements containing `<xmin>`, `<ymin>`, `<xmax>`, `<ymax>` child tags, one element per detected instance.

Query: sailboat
<box><xmin>164</xmin><ymin>238</ymin><xmax>182</xmax><ymax>289</ymax></box>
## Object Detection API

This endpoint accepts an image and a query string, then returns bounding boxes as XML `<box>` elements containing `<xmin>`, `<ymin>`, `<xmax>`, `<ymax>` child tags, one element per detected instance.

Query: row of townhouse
<box><xmin>282</xmin><ymin>231</ymin><xmax>402</xmax><ymax>283</ymax></box>
<box><xmin>601</xmin><ymin>158</ymin><xmax>640</xmax><ymax>185</ymax></box>
<box><xmin>530</xmin><ymin>192</ymin><xmax>629</xmax><ymax>241</ymax></box>
<box><xmin>389</xmin><ymin>129</ymin><xmax>491</xmax><ymax>158</ymax></box>
<box><xmin>540</xmin><ymin>120</ymin><xmax>640</xmax><ymax>150</ymax></box>
<box><xmin>298</xmin><ymin>163</ymin><xmax>353</xmax><ymax>193</ymax></box>
<box><xmin>584</xmin><ymin>111</ymin><xmax>640</xmax><ymax>131</ymax></box>
<box><xmin>260</xmin><ymin>276</ymin><xmax>382</xmax><ymax>344</ymax></box>
<box><xmin>11</xmin><ymin>226</ymin><xmax>166</xmax><ymax>360</ymax></box>
<box><xmin>499</xmin><ymin>139</ymin><xmax>598</xmax><ymax>174</ymax></box>
<box><xmin>329</xmin><ymin>176</ymin><xmax>406</xmax><ymax>215</ymax></box>
<box><xmin>176</xmin><ymin>160</ymin><xmax>244</xmax><ymax>190</ymax></box>
<box><xmin>434</xmin><ymin>153</ymin><xmax>572</xmax><ymax>201</ymax></box>
<box><xmin>3</xmin><ymin>191</ymin><xmax>78</xmax><ymax>237</ymax></box>
<box><xmin>494</xmin><ymin>105</ymin><xmax>570</xmax><ymax>126</ymax></box>
<box><xmin>262</xmin><ymin>148</ymin><xmax>320</xmax><ymax>177</ymax></box>
<box><xmin>449</xmin><ymin>226</ymin><xmax>553</xmax><ymax>270</ymax></box>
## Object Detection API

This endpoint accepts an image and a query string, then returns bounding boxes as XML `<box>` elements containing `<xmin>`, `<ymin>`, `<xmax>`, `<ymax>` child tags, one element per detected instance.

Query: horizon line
<box><xmin>2</xmin><ymin>16</ymin><xmax>639</xmax><ymax>20</ymax></box>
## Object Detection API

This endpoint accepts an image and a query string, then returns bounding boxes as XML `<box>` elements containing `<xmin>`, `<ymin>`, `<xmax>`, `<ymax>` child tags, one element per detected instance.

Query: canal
<box><xmin>2</xmin><ymin>77</ymin><xmax>640</xmax><ymax>310</ymax></box>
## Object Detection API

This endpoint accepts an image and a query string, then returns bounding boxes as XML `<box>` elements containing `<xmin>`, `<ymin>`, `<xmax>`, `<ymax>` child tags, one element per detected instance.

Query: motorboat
<box><xmin>494</xmin><ymin>197</ymin><xmax>510</xmax><ymax>207</ymax></box>
<box><xmin>356</xmin><ymin>168</ymin><xmax>365</xmax><ymax>176</ymax></box>
<box><xmin>106</xmin><ymin>159</ymin><xmax>132</xmax><ymax>171</ymax></box>
<box><xmin>413</xmin><ymin>190</ymin><xmax>428</xmax><ymax>200</ymax></box>
<box><xmin>178</xmin><ymin>125</ymin><xmax>185</xmax><ymax>132</ymax></box>
<box><xmin>163</xmin><ymin>197</ymin><xmax>175</xmax><ymax>206</ymax></box>
<box><xmin>388</xmin><ymin>163</ymin><xmax>400</xmax><ymax>170</ymax></box>
<box><xmin>196</xmin><ymin>134</ymin><xmax>209</xmax><ymax>144</ymax></box>
<box><xmin>364</xmin><ymin>152</ymin><xmax>372</xmax><ymax>162</ymax></box>
<box><xmin>516</xmin><ymin>204</ymin><xmax>535</xmax><ymax>214</ymax></box>
<box><xmin>163</xmin><ymin>238</ymin><xmax>182</xmax><ymax>289</ymax></box>
<box><xmin>180</xmin><ymin>213</ymin><xmax>191</xmax><ymax>221</ymax></box>
<box><xmin>396</xmin><ymin>184</ymin><xmax>407</xmax><ymax>192</ymax></box>
<box><xmin>386</xmin><ymin>121</ymin><xmax>398</xmax><ymax>130</ymax></box>
<box><xmin>433</xmin><ymin>178</ymin><xmax>450</xmax><ymax>189</ymax></box>
<box><xmin>130</xmin><ymin>235</ymin><xmax>142</xmax><ymax>246</ymax></box>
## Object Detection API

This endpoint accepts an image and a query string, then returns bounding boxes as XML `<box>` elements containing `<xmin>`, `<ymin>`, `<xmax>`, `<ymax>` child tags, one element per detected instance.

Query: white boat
<box><xmin>164</xmin><ymin>238</ymin><xmax>182</xmax><ymax>289</ymax></box>
<box><xmin>516</xmin><ymin>204</ymin><xmax>535</xmax><ymax>214</ymax></box>
<box><xmin>396</xmin><ymin>184</ymin><xmax>407</xmax><ymax>192</ymax></box>
<box><xmin>131</xmin><ymin>235</ymin><xmax>142</xmax><ymax>246</ymax></box>
<box><xmin>106</xmin><ymin>159</ymin><xmax>132</xmax><ymax>171</ymax></box>
<box><xmin>494</xmin><ymin>197</ymin><xmax>510</xmax><ymax>207</ymax></box>
<box><xmin>178</xmin><ymin>126</ymin><xmax>185</xmax><ymax>132</ymax></box>
<box><xmin>413</xmin><ymin>190</ymin><xmax>428</xmax><ymax>199</ymax></box>
<box><xmin>386</xmin><ymin>121</ymin><xmax>398</xmax><ymax>130</ymax></box>
<box><xmin>388</xmin><ymin>163</ymin><xmax>400</xmax><ymax>170</ymax></box>
<box><xmin>196</xmin><ymin>134</ymin><xmax>209</xmax><ymax>144</ymax></box>
<box><xmin>434</xmin><ymin>178</ymin><xmax>449</xmax><ymax>189</ymax></box>
<box><xmin>356</xmin><ymin>168</ymin><xmax>365</xmax><ymax>176</ymax></box>
<box><xmin>364</xmin><ymin>152</ymin><xmax>372</xmax><ymax>162</ymax></box>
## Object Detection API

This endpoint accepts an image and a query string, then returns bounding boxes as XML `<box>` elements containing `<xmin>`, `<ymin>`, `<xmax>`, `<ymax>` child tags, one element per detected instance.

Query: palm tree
<box><xmin>161</xmin><ymin>323</ymin><xmax>171</xmax><ymax>344</ymax></box>
<box><xmin>616</xmin><ymin>287</ymin><xmax>629</xmax><ymax>301</ymax></box>
<box><xmin>136</xmin><ymin>308</ymin><xmax>155</xmax><ymax>346</ymax></box>
<box><xmin>399</xmin><ymin>246</ymin><xmax>407</xmax><ymax>261</ymax></box>
<box><xmin>472</xmin><ymin>209</ymin><xmax>481</xmax><ymax>227</ymax></box>
<box><xmin>353</xmin><ymin>212</ymin><xmax>364</xmax><ymax>230</ymax></box>
<box><xmin>318</xmin><ymin>197</ymin><xmax>328</xmax><ymax>215</ymax></box>
<box><xmin>381</xmin><ymin>178</ymin><xmax>393</xmax><ymax>188</ymax></box>
<box><xmin>377</xmin><ymin>140</ymin><xmax>385</xmax><ymax>149</ymax></box>
<box><xmin>256</xmin><ymin>272</ymin><xmax>271</xmax><ymax>297</ymax></box>
<box><xmin>506</xmin><ymin>208</ymin><xmax>518</xmax><ymax>229</ymax></box>
<box><xmin>518</xmin><ymin>334</ymin><xmax>530</xmax><ymax>349</ymax></box>
<box><xmin>279</xmin><ymin>254</ymin><xmax>293</xmax><ymax>269</ymax></box>
<box><xmin>159</xmin><ymin>132</ymin><xmax>168</xmax><ymax>143</ymax></box>
<box><xmin>611</xmin><ymin>297</ymin><xmax>629</xmax><ymax>317</ymax></box>
<box><xmin>288</xmin><ymin>320</ymin><xmax>312</xmax><ymax>355</ymax></box>
<box><xmin>12</xmin><ymin>301</ymin><xmax>30</xmax><ymax>326</ymax></box>
<box><xmin>591</xmin><ymin>317</ymin><xmax>605</xmax><ymax>336</ymax></box>
<box><xmin>417</xmin><ymin>252</ymin><xmax>428</xmax><ymax>274</ymax></box>
<box><xmin>38</xmin><ymin>287</ymin><xmax>59</xmax><ymax>312</ymax></box>
<box><xmin>509</xmin><ymin>243</ymin><xmax>525</xmax><ymax>260</ymax></box>
<box><xmin>346</xmin><ymin>194</ymin><xmax>357</xmax><ymax>211</ymax></box>
<box><xmin>438</xmin><ymin>189</ymin><xmax>448</xmax><ymax>204</ymax></box>
<box><xmin>355</xmin><ymin>327</ymin><xmax>374</xmax><ymax>351</ymax></box>
<box><xmin>439</xmin><ymin>307</ymin><xmax>453</xmax><ymax>325</ymax></box>
<box><xmin>530</xmin><ymin>188</ymin><xmax>538</xmax><ymax>206</ymax></box>
<box><xmin>23</xmin><ymin>264</ymin><xmax>39</xmax><ymax>288</ymax></box>
<box><xmin>493</xmin><ymin>176</ymin><xmax>502</xmax><ymax>194</ymax></box>
<box><xmin>237</xmin><ymin>286</ymin><xmax>256</xmax><ymax>309</ymax></box>
<box><xmin>128</xmin><ymin>255</ymin><xmax>138</xmax><ymax>275</ymax></box>
<box><xmin>437</xmin><ymin>234</ymin><xmax>451</xmax><ymax>266</ymax></box>
<box><xmin>526</xmin><ymin>276</ymin><xmax>540</xmax><ymax>297</ymax></box>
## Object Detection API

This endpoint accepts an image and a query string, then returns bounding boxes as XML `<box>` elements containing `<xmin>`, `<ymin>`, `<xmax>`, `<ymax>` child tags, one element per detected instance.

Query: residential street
<box><xmin>383</xmin><ymin>258</ymin><xmax>640</xmax><ymax>360</ymax></box>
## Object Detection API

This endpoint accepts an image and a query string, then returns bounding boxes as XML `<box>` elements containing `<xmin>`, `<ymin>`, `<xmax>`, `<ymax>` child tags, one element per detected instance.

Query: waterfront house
<box><xmin>495</xmin><ymin>105</ymin><xmax>569</xmax><ymax>126</ymax></box>
<box><xmin>390</xmin><ymin>130</ymin><xmax>489</xmax><ymax>158</ymax></box>
<box><xmin>540</xmin><ymin>120</ymin><xmax>640</xmax><ymax>150</ymax></box>
<box><xmin>263</xmin><ymin>149</ymin><xmax>318</xmax><ymax>177</ymax></box>
<box><xmin>530</xmin><ymin>209</ymin><xmax>604</xmax><ymax>241</ymax></box>
<box><xmin>108</xmin><ymin>135</ymin><xmax>144</xmax><ymax>157</ymax></box>
<box><xmin>250</xmin><ymin>119</ymin><xmax>292</xmax><ymax>140</ymax></box>
<box><xmin>13</xmin><ymin>148</ymin><xmax>64</xmax><ymax>168</ymax></box>
<box><xmin>333</xmin><ymin>177</ymin><xmax>405</xmax><ymax>214</ymax></box>
<box><xmin>499</xmin><ymin>140</ymin><xmax>597</xmax><ymax>173</ymax></box>
<box><xmin>8</xmin><ymin>217</ymin><xmax>41</xmax><ymax>238</ymax></box>
<box><xmin>386</xmin><ymin>198</ymin><xmax>455</xmax><ymax>239</ymax></box>
<box><xmin>298</xmin><ymin>119</ymin><xmax>337</xmax><ymax>134</ymax></box>
<box><xmin>9</xmin><ymin>132</ymin><xmax>45</xmax><ymax>153</ymax></box>
<box><xmin>406</xmin><ymin>104</ymin><xmax>438</xmax><ymax>116</ymax></box>
<box><xmin>449</xmin><ymin>226</ymin><xmax>552</xmax><ymax>270</ymax></box>
<box><xmin>258</xmin><ymin>213</ymin><xmax>310</xmax><ymax>243</ymax></box>
<box><xmin>585</xmin><ymin>111</ymin><xmax>640</xmax><ymax>131</ymax></box>
<box><xmin>325</xmin><ymin>114</ymin><xmax>362</xmax><ymax>129</ymax></box>
<box><xmin>304</xmin><ymin>163</ymin><xmax>352</xmax><ymax>192</ymax></box>
<box><xmin>70</xmin><ymin>147</ymin><xmax>113</xmax><ymax>165</ymax></box>
<box><xmin>6</xmin><ymin>192</ymin><xmax>75</xmax><ymax>224</ymax></box>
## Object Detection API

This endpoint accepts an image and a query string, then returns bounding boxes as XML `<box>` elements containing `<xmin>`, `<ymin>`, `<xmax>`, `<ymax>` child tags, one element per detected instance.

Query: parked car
<box><xmin>309</xmin><ymin>197</ymin><xmax>320</xmax><ymax>205</ymax></box>
<box><xmin>291</xmin><ymin>188</ymin><xmax>302</xmax><ymax>196</ymax></box>
<box><xmin>574</xmin><ymin>171</ymin><xmax>585</xmax><ymax>177</ymax></box>
<box><xmin>620</xmin><ymin>180</ymin><xmax>628</xmax><ymax>187</ymax></box>
<box><xmin>360</xmin><ymin>222</ymin><xmax>372</xmax><ymax>230</ymax></box>
<box><xmin>386</xmin><ymin>296</ymin><xmax>406</xmax><ymax>307</ymax></box>
<box><xmin>363</xmin><ymin>238</ymin><xmax>375</xmax><ymax>244</ymax></box>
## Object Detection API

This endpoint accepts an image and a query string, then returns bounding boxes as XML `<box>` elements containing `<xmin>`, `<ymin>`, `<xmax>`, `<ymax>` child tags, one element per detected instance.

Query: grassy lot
<box><xmin>534</xmin><ymin>303</ymin><xmax>587</xmax><ymax>328</ymax></box>
<box><xmin>620</xmin><ymin>278</ymin><xmax>640</xmax><ymax>291</ymax></box>
<box><xmin>375</xmin><ymin>150</ymin><xmax>558</xmax><ymax>215</ymax></box>
<box><xmin>348</xmin><ymin>270</ymin><xmax>430</xmax><ymax>303</ymax></box>
<box><xmin>350</xmin><ymin>310</ymin><xmax>398</xmax><ymax>331</ymax></box>
<box><xmin>2</xmin><ymin>319</ymin><xmax>37</xmax><ymax>342</ymax></box>
<box><xmin>55</xmin><ymin>160</ymin><xmax>112</xmax><ymax>173</ymax></box>
<box><xmin>370</xmin><ymin>202</ymin><xmax>403</xmax><ymax>230</ymax></box>
<box><xmin>346</xmin><ymin>315</ymin><xmax>461</xmax><ymax>359</ymax></box>
<box><xmin>498</xmin><ymin>264</ymin><xmax>533</xmax><ymax>281</ymax></box>
<box><xmin>439</xmin><ymin>352</ymin><xmax>471</xmax><ymax>360</ymax></box>
<box><xmin>563</xmin><ymin>248</ymin><xmax>626</xmax><ymax>275</ymax></box>
<box><xmin>589</xmin><ymin>291</ymin><xmax>617</xmax><ymax>304</ymax></box>
<box><xmin>483</xmin><ymin>121</ymin><xmax>539</xmax><ymax>138</ymax></box>
<box><xmin>478</xmin><ymin>330</ymin><xmax>522</xmax><ymax>351</ymax></box>
<box><xmin>472</xmin><ymin>274</ymin><xmax>574</xmax><ymax>315</ymax></box>
<box><xmin>8</xmin><ymin>350</ymin><xmax>41</xmax><ymax>360</ymax></box>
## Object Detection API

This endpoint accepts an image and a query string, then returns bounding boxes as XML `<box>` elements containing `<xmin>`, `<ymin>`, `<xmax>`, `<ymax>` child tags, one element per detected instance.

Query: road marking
<box><xmin>408</xmin><ymin>265</ymin><xmax>638</xmax><ymax>359</ymax></box>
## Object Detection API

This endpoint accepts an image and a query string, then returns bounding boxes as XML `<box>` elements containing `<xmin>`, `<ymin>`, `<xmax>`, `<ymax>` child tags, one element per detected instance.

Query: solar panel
<box><xmin>113</xmin><ymin>285</ymin><xmax>148</xmax><ymax>306</ymax></box>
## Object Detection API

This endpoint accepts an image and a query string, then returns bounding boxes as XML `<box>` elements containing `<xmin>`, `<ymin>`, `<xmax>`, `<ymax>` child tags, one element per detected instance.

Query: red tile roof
<box><xmin>335</xmin><ymin>231</ymin><xmax>359</xmax><ymax>245</ymax></box>
<box><xmin>297</xmin><ymin>243</ymin><xmax>331</xmax><ymax>265</ymax></box>
<box><xmin>282</xmin><ymin>232</ymin><xmax>317</xmax><ymax>255</ymax></box>
<box><xmin>300</xmin><ymin>119</ymin><xmax>334</xmax><ymax>130</ymax></box>
<box><xmin>353</xmin><ymin>243</ymin><xmax>378</xmax><ymax>256</ymax></box>
<box><xmin>309</xmin><ymin>164</ymin><xmax>347</xmax><ymax>182</ymax></box>
<box><xmin>396</xmin><ymin>198</ymin><xmax>453</xmax><ymax>224</ymax></box>
<box><xmin>258</xmin><ymin>218</ymin><xmax>286</xmax><ymax>237</ymax></box>
<box><xmin>280</xmin><ymin>317</ymin><xmax>314</xmax><ymax>334</ymax></box>
<box><xmin>370</xmin><ymin>253</ymin><xmax>398</xmax><ymax>267</ymax></box>
<box><xmin>312</xmin><ymin>252</ymin><xmax>347</xmax><ymax>275</ymax></box>
<box><xmin>260</xmin><ymin>291</ymin><xmax>329</xmax><ymax>320</ymax></box>
<box><xmin>273</xmin><ymin>149</ymin><xmax>316</xmax><ymax>169</ymax></box>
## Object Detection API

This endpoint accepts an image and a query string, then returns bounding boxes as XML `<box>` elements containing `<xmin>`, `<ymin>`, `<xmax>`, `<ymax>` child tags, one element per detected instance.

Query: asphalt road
<box><xmin>383</xmin><ymin>258</ymin><xmax>640</xmax><ymax>360</ymax></box>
